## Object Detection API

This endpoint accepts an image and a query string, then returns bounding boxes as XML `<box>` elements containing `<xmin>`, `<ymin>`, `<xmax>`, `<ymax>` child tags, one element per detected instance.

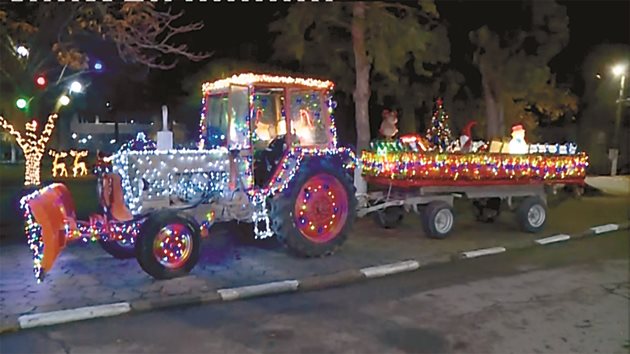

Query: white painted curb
<box><xmin>460</xmin><ymin>247</ymin><xmax>506</xmax><ymax>259</ymax></box>
<box><xmin>360</xmin><ymin>260</ymin><xmax>420</xmax><ymax>278</ymax></box>
<box><xmin>590</xmin><ymin>224</ymin><xmax>619</xmax><ymax>234</ymax></box>
<box><xmin>18</xmin><ymin>302</ymin><xmax>131</xmax><ymax>329</ymax></box>
<box><xmin>217</xmin><ymin>280</ymin><xmax>299</xmax><ymax>301</ymax></box>
<box><xmin>535</xmin><ymin>234</ymin><xmax>571</xmax><ymax>245</ymax></box>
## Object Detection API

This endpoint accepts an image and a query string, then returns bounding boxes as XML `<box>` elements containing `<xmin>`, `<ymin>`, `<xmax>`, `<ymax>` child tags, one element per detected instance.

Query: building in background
<box><xmin>68</xmin><ymin>114</ymin><xmax>153</xmax><ymax>154</ymax></box>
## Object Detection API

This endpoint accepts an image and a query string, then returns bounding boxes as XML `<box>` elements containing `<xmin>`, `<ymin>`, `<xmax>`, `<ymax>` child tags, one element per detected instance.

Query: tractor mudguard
<box><xmin>21</xmin><ymin>183</ymin><xmax>77</xmax><ymax>280</ymax></box>
<box><xmin>100</xmin><ymin>173</ymin><xmax>133</xmax><ymax>222</ymax></box>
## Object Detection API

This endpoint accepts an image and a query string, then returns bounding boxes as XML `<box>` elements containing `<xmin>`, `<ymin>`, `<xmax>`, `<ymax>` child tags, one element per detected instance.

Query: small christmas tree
<box><xmin>425</xmin><ymin>98</ymin><xmax>453</xmax><ymax>152</ymax></box>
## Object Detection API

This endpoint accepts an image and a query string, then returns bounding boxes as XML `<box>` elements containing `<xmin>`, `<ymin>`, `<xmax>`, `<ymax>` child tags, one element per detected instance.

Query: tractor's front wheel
<box><xmin>270</xmin><ymin>160</ymin><xmax>357</xmax><ymax>257</ymax></box>
<box><xmin>136</xmin><ymin>211</ymin><xmax>200</xmax><ymax>279</ymax></box>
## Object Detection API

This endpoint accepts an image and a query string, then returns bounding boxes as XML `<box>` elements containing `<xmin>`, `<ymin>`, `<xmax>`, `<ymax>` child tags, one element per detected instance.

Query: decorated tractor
<box><xmin>21</xmin><ymin>73</ymin><xmax>356</xmax><ymax>282</ymax></box>
<box><xmin>19</xmin><ymin>73</ymin><xmax>589</xmax><ymax>283</ymax></box>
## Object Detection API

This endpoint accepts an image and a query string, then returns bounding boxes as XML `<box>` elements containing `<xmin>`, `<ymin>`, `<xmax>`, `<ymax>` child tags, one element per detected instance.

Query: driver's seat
<box><xmin>254</xmin><ymin>135</ymin><xmax>286</xmax><ymax>187</ymax></box>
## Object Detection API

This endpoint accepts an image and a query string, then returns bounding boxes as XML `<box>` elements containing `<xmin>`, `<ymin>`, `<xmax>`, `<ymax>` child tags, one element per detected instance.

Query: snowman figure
<box><xmin>379</xmin><ymin>109</ymin><xmax>399</xmax><ymax>139</ymax></box>
<box><xmin>508</xmin><ymin>124</ymin><xmax>529</xmax><ymax>154</ymax></box>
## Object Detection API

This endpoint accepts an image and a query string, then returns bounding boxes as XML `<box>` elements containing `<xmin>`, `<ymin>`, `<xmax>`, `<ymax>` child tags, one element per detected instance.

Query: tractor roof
<box><xmin>202</xmin><ymin>73</ymin><xmax>334</xmax><ymax>95</ymax></box>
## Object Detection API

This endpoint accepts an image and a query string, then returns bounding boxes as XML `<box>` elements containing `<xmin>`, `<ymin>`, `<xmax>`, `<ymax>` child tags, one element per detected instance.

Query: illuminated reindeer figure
<box><xmin>0</xmin><ymin>114</ymin><xmax>59</xmax><ymax>186</ymax></box>
<box><xmin>70</xmin><ymin>150</ymin><xmax>88</xmax><ymax>177</ymax></box>
<box><xmin>48</xmin><ymin>150</ymin><xmax>69</xmax><ymax>178</ymax></box>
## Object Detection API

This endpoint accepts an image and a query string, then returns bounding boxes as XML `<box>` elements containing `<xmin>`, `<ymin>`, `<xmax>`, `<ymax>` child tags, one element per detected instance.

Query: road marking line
<box><xmin>360</xmin><ymin>260</ymin><xmax>420</xmax><ymax>278</ymax></box>
<box><xmin>460</xmin><ymin>247</ymin><xmax>506</xmax><ymax>259</ymax></box>
<box><xmin>590</xmin><ymin>224</ymin><xmax>619</xmax><ymax>234</ymax></box>
<box><xmin>535</xmin><ymin>234</ymin><xmax>571</xmax><ymax>245</ymax></box>
<box><xmin>217</xmin><ymin>280</ymin><xmax>299</xmax><ymax>301</ymax></box>
<box><xmin>18</xmin><ymin>302</ymin><xmax>130</xmax><ymax>329</ymax></box>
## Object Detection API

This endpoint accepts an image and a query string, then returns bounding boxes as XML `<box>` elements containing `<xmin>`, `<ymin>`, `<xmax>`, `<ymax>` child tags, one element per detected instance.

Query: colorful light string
<box><xmin>0</xmin><ymin>114</ymin><xmax>59</xmax><ymax>186</ymax></box>
<box><xmin>361</xmin><ymin>150</ymin><xmax>588</xmax><ymax>185</ymax></box>
<box><xmin>19</xmin><ymin>185</ymin><xmax>54</xmax><ymax>282</ymax></box>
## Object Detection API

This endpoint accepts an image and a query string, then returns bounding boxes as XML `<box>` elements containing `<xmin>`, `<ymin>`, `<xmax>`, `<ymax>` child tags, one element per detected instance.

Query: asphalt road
<box><xmin>1</xmin><ymin>232</ymin><xmax>628</xmax><ymax>354</ymax></box>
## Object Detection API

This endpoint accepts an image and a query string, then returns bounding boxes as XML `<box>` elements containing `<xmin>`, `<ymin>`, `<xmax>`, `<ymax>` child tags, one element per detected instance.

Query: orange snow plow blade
<box><xmin>21</xmin><ymin>183</ymin><xmax>77</xmax><ymax>281</ymax></box>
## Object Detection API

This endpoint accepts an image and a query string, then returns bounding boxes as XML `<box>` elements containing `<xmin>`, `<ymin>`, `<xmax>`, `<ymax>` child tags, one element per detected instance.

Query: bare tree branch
<box><xmin>100</xmin><ymin>4</ymin><xmax>211</xmax><ymax>69</ymax></box>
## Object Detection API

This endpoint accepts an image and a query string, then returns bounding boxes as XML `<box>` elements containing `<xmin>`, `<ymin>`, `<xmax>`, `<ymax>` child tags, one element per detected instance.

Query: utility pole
<box><xmin>609</xmin><ymin>65</ymin><xmax>626</xmax><ymax>176</ymax></box>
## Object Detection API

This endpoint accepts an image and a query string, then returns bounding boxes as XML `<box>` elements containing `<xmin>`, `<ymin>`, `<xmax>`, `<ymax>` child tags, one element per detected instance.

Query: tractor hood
<box><xmin>111</xmin><ymin>148</ymin><xmax>231</xmax><ymax>215</ymax></box>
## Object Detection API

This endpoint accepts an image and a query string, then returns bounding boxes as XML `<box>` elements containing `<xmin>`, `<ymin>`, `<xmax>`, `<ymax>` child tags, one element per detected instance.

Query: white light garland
<box><xmin>0</xmin><ymin>114</ymin><xmax>58</xmax><ymax>186</ymax></box>
<box><xmin>112</xmin><ymin>148</ymin><xmax>231</xmax><ymax>214</ymax></box>
<box><xmin>202</xmin><ymin>73</ymin><xmax>334</xmax><ymax>95</ymax></box>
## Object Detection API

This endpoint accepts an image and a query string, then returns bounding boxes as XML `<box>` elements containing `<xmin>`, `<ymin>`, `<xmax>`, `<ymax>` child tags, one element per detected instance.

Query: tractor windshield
<box><xmin>288</xmin><ymin>90</ymin><xmax>329</xmax><ymax>147</ymax></box>
<box><xmin>252</xmin><ymin>88</ymin><xmax>287</xmax><ymax>150</ymax></box>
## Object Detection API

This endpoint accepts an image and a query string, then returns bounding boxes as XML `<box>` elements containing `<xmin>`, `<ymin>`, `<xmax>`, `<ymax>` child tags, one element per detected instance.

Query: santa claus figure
<box><xmin>459</xmin><ymin>121</ymin><xmax>477</xmax><ymax>153</ymax></box>
<box><xmin>379</xmin><ymin>109</ymin><xmax>399</xmax><ymax>139</ymax></box>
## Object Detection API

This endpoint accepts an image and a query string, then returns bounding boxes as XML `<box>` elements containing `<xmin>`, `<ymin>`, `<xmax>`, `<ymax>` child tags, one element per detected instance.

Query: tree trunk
<box><xmin>352</xmin><ymin>1</ymin><xmax>371</xmax><ymax>195</ymax></box>
<box><xmin>498</xmin><ymin>98</ymin><xmax>505</xmax><ymax>138</ymax></box>
<box><xmin>481</xmin><ymin>68</ymin><xmax>502</xmax><ymax>140</ymax></box>
<box><xmin>24</xmin><ymin>152</ymin><xmax>42</xmax><ymax>186</ymax></box>
<box><xmin>352</xmin><ymin>2</ymin><xmax>371</xmax><ymax>152</ymax></box>
<box><xmin>399</xmin><ymin>100</ymin><xmax>416</xmax><ymax>134</ymax></box>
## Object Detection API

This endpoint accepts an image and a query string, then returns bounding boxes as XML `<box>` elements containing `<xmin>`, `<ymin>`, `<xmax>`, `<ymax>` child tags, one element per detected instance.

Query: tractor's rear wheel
<box><xmin>270</xmin><ymin>159</ymin><xmax>356</xmax><ymax>257</ymax></box>
<box><xmin>136</xmin><ymin>211</ymin><xmax>200</xmax><ymax>279</ymax></box>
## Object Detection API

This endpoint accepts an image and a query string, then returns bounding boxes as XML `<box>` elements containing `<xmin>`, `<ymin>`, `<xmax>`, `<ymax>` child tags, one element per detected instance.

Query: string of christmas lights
<box><xmin>202</xmin><ymin>73</ymin><xmax>334</xmax><ymax>94</ymax></box>
<box><xmin>20</xmin><ymin>183</ymin><xmax>148</xmax><ymax>281</ymax></box>
<box><xmin>19</xmin><ymin>185</ymin><xmax>54</xmax><ymax>282</ymax></box>
<box><xmin>250</xmin><ymin>146</ymin><xmax>356</xmax><ymax>204</ymax></box>
<box><xmin>361</xmin><ymin>151</ymin><xmax>588</xmax><ymax>186</ymax></box>
<box><xmin>0</xmin><ymin>114</ymin><xmax>59</xmax><ymax>186</ymax></box>
<box><xmin>425</xmin><ymin>98</ymin><xmax>453</xmax><ymax>152</ymax></box>
<box><xmin>112</xmin><ymin>148</ymin><xmax>231</xmax><ymax>215</ymax></box>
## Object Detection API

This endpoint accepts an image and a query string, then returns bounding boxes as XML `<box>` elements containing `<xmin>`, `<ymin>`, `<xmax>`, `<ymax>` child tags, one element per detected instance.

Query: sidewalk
<box><xmin>1</xmin><ymin>195</ymin><xmax>628</xmax><ymax>329</ymax></box>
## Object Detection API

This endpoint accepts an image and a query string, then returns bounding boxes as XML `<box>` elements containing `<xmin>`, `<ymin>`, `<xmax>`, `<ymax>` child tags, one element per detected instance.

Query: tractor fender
<box><xmin>99</xmin><ymin>173</ymin><xmax>133</xmax><ymax>222</ymax></box>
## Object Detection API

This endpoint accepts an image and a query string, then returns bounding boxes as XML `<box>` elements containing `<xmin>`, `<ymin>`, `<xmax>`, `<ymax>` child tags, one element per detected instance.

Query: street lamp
<box><xmin>609</xmin><ymin>63</ymin><xmax>627</xmax><ymax>176</ymax></box>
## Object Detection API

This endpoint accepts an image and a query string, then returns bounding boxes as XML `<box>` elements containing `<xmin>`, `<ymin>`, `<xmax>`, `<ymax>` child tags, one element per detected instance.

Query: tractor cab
<box><xmin>200</xmin><ymin>74</ymin><xmax>336</xmax><ymax>191</ymax></box>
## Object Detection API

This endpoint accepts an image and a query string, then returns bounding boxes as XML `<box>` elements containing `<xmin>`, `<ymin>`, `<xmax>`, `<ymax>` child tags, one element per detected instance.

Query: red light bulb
<box><xmin>35</xmin><ymin>75</ymin><xmax>46</xmax><ymax>88</ymax></box>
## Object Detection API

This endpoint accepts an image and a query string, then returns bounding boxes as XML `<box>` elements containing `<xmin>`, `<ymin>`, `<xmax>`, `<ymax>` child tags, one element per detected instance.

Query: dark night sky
<box><xmin>6</xmin><ymin>1</ymin><xmax>627</xmax><ymax>122</ymax></box>
<box><xmin>159</xmin><ymin>0</ymin><xmax>629</xmax><ymax>97</ymax></box>
<box><xmin>132</xmin><ymin>0</ymin><xmax>626</xmax><ymax>134</ymax></box>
